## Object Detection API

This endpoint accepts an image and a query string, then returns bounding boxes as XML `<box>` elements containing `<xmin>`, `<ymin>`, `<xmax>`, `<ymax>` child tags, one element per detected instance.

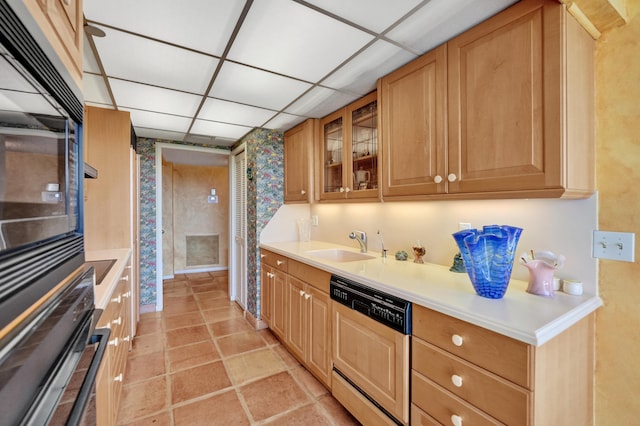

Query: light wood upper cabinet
<box><xmin>84</xmin><ymin>106</ymin><xmax>132</xmax><ymax>251</ymax></box>
<box><xmin>23</xmin><ymin>0</ymin><xmax>83</xmax><ymax>88</ymax></box>
<box><xmin>379</xmin><ymin>45</ymin><xmax>447</xmax><ymax>198</ymax></box>
<box><xmin>284</xmin><ymin>119</ymin><xmax>317</xmax><ymax>203</ymax></box>
<box><xmin>317</xmin><ymin>92</ymin><xmax>380</xmax><ymax>202</ymax></box>
<box><xmin>379</xmin><ymin>0</ymin><xmax>594</xmax><ymax>200</ymax></box>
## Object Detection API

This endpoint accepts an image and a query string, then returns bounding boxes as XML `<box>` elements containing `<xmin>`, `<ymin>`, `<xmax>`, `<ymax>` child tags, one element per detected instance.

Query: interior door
<box><xmin>231</xmin><ymin>149</ymin><xmax>247</xmax><ymax>308</ymax></box>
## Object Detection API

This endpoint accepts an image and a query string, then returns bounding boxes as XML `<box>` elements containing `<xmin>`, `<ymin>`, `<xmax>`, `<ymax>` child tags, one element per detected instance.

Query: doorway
<box><xmin>155</xmin><ymin>143</ymin><xmax>230</xmax><ymax>312</ymax></box>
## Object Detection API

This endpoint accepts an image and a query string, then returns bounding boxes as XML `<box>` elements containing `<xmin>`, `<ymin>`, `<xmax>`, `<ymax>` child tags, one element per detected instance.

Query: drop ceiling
<box><xmin>82</xmin><ymin>0</ymin><xmax>519</xmax><ymax>148</ymax></box>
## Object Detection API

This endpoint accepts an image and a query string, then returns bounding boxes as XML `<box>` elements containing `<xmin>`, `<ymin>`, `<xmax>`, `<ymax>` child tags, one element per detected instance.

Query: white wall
<box><xmin>262</xmin><ymin>195</ymin><xmax>599</xmax><ymax>296</ymax></box>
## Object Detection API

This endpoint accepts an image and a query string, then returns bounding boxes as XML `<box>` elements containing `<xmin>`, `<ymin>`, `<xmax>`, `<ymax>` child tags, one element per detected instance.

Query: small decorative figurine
<box><xmin>449</xmin><ymin>252</ymin><xmax>466</xmax><ymax>273</ymax></box>
<box><xmin>412</xmin><ymin>241</ymin><xmax>426</xmax><ymax>264</ymax></box>
<box><xmin>395</xmin><ymin>250</ymin><xmax>408</xmax><ymax>261</ymax></box>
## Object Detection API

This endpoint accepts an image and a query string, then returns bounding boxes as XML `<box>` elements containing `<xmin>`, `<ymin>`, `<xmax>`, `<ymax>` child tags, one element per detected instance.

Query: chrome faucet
<box><xmin>349</xmin><ymin>231</ymin><xmax>367</xmax><ymax>253</ymax></box>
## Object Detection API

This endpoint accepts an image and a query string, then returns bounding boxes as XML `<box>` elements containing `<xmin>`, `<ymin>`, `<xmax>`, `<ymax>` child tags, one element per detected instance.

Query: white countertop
<box><xmin>260</xmin><ymin>240</ymin><xmax>602</xmax><ymax>346</ymax></box>
<box><xmin>86</xmin><ymin>248</ymin><xmax>132</xmax><ymax>309</ymax></box>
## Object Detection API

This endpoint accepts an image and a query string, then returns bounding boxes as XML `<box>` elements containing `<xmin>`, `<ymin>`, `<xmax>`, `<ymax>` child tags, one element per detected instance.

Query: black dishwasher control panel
<box><xmin>330</xmin><ymin>275</ymin><xmax>411</xmax><ymax>335</ymax></box>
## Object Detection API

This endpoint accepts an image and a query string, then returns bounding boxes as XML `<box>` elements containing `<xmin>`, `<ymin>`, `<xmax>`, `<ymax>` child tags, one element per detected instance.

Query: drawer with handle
<box><xmin>412</xmin><ymin>338</ymin><xmax>531</xmax><ymax>425</ymax></box>
<box><xmin>260</xmin><ymin>249</ymin><xmax>288</xmax><ymax>273</ymax></box>
<box><xmin>412</xmin><ymin>304</ymin><xmax>531</xmax><ymax>388</ymax></box>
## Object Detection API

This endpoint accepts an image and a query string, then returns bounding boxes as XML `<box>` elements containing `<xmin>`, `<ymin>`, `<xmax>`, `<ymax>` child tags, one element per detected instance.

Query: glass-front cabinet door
<box><xmin>317</xmin><ymin>92</ymin><xmax>379</xmax><ymax>201</ymax></box>
<box><xmin>319</xmin><ymin>110</ymin><xmax>345</xmax><ymax>200</ymax></box>
<box><xmin>348</xmin><ymin>92</ymin><xmax>378</xmax><ymax>200</ymax></box>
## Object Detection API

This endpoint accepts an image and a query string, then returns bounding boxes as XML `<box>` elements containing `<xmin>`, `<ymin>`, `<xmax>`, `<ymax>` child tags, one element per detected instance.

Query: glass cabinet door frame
<box><xmin>316</xmin><ymin>91</ymin><xmax>380</xmax><ymax>202</ymax></box>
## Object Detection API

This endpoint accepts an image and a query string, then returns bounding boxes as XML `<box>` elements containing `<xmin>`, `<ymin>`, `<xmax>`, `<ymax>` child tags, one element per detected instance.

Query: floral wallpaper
<box><xmin>242</xmin><ymin>129</ymin><xmax>284</xmax><ymax>317</ymax></box>
<box><xmin>136</xmin><ymin>130</ymin><xmax>284</xmax><ymax>315</ymax></box>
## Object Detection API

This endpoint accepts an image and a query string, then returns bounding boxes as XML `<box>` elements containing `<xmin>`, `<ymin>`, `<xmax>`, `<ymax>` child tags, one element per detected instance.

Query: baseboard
<box><xmin>241</xmin><ymin>303</ymin><xmax>268</xmax><ymax>330</ymax></box>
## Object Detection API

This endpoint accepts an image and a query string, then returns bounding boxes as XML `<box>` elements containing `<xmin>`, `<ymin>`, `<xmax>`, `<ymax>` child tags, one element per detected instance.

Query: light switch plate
<box><xmin>311</xmin><ymin>215</ymin><xmax>319</xmax><ymax>226</ymax></box>
<box><xmin>593</xmin><ymin>231</ymin><xmax>635</xmax><ymax>262</ymax></box>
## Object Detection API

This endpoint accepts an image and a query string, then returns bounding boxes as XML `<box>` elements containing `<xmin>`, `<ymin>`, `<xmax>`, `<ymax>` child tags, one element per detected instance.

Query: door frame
<box><xmin>229</xmin><ymin>143</ymin><xmax>247</xmax><ymax>307</ymax></box>
<box><xmin>154</xmin><ymin>142</ymin><xmax>230</xmax><ymax>312</ymax></box>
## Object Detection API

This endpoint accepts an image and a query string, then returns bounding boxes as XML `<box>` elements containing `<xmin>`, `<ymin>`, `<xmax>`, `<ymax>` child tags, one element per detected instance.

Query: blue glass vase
<box><xmin>452</xmin><ymin>225</ymin><xmax>523</xmax><ymax>299</ymax></box>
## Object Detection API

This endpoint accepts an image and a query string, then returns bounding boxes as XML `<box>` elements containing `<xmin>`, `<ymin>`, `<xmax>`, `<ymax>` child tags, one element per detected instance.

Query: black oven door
<box><xmin>48</xmin><ymin>327</ymin><xmax>110</xmax><ymax>426</ymax></box>
<box><xmin>0</xmin><ymin>266</ymin><xmax>106</xmax><ymax>425</ymax></box>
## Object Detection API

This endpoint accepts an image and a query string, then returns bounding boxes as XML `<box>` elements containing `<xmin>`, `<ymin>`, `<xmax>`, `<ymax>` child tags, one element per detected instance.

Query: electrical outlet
<box><xmin>311</xmin><ymin>215</ymin><xmax>319</xmax><ymax>226</ymax></box>
<box><xmin>459</xmin><ymin>222</ymin><xmax>472</xmax><ymax>230</ymax></box>
<box><xmin>593</xmin><ymin>231</ymin><xmax>635</xmax><ymax>262</ymax></box>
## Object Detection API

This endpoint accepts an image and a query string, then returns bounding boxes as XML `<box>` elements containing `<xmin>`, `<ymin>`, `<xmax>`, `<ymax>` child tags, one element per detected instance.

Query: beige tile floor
<box><xmin>116</xmin><ymin>271</ymin><xmax>360</xmax><ymax>425</ymax></box>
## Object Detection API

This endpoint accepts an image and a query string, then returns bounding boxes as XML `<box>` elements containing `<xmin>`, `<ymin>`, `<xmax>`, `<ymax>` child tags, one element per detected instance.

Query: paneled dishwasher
<box><xmin>330</xmin><ymin>274</ymin><xmax>411</xmax><ymax>426</ymax></box>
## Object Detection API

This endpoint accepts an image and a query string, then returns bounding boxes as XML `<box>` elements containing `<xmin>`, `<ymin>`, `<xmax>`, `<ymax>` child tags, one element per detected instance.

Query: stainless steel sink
<box><xmin>305</xmin><ymin>249</ymin><xmax>375</xmax><ymax>262</ymax></box>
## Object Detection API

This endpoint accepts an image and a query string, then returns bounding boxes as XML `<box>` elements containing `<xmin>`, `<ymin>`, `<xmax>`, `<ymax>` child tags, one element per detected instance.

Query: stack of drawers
<box><xmin>96</xmin><ymin>262</ymin><xmax>132</xmax><ymax>425</ymax></box>
<box><xmin>411</xmin><ymin>305</ymin><xmax>532</xmax><ymax>425</ymax></box>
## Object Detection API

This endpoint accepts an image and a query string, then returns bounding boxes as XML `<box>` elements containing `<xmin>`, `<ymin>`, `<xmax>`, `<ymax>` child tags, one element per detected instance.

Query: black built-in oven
<box><xmin>0</xmin><ymin>1</ymin><xmax>101</xmax><ymax>424</ymax></box>
<box><xmin>0</xmin><ymin>265</ymin><xmax>108</xmax><ymax>425</ymax></box>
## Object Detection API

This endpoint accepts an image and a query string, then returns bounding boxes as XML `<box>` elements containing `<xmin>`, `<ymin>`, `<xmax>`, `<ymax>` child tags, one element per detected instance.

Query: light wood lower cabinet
<box><xmin>260</xmin><ymin>250</ymin><xmax>332</xmax><ymax>388</ymax></box>
<box><xmin>96</xmin><ymin>261</ymin><xmax>133</xmax><ymax>426</ymax></box>
<box><xmin>411</xmin><ymin>305</ymin><xmax>595</xmax><ymax>426</ymax></box>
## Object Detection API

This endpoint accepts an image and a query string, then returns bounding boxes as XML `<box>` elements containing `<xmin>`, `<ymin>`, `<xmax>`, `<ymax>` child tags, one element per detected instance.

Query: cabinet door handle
<box><xmin>451</xmin><ymin>334</ymin><xmax>464</xmax><ymax>346</ymax></box>
<box><xmin>112</xmin><ymin>317</ymin><xmax>122</xmax><ymax>326</ymax></box>
<box><xmin>345</xmin><ymin>187</ymin><xmax>351</xmax><ymax>193</ymax></box>
<box><xmin>451</xmin><ymin>374</ymin><xmax>463</xmax><ymax>387</ymax></box>
<box><xmin>301</xmin><ymin>189</ymin><xmax>306</xmax><ymax>195</ymax></box>
<box><xmin>434</xmin><ymin>175</ymin><xmax>443</xmax><ymax>184</ymax></box>
<box><xmin>260</xmin><ymin>254</ymin><xmax>266</xmax><ymax>259</ymax></box>
<box><xmin>276</xmin><ymin>260</ymin><xmax>284</xmax><ymax>266</ymax></box>
<box><xmin>122</xmin><ymin>336</ymin><xmax>131</xmax><ymax>343</ymax></box>
<box><xmin>447</xmin><ymin>173</ymin><xmax>458</xmax><ymax>182</ymax></box>
<box><xmin>109</xmin><ymin>337</ymin><xmax>119</xmax><ymax>347</ymax></box>
<box><xmin>111</xmin><ymin>295</ymin><xmax>122</xmax><ymax>304</ymax></box>
<box><xmin>451</xmin><ymin>414</ymin><xmax>463</xmax><ymax>426</ymax></box>
<box><xmin>114</xmin><ymin>373</ymin><xmax>123</xmax><ymax>383</ymax></box>
<box><xmin>304</xmin><ymin>294</ymin><xmax>311</xmax><ymax>300</ymax></box>
<box><xmin>120</xmin><ymin>275</ymin><xmax>129</xmax><ymax>282</ymax></box>
<box><xmin>299</xmin><ymin>290</ymin><xmax>305</xmax><ymax>297</ymax></box>
<box><xmin>339</xmin><ymin>187</ymin><xmax>345</xmax><ymax>193</ymax></box>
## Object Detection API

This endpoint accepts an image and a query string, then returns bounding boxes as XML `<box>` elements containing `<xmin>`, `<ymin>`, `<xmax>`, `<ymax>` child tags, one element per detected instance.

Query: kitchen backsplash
<box><xmin>261</xmin><ymin>195</ymin><xmax>598</xmax><ymax>296</ymax></box>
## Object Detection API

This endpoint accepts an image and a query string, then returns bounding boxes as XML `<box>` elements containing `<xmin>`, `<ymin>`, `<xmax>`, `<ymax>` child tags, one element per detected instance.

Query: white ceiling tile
<box><xmin>209</xmin><ymin>62</ymin><xmax>311</xmax><ymax>111</ymax></box>
<box><xmin>121</xmin><ymin>108</ymin><xmax>192</xmax><ymax>133</ymax></box>
<box><xmin>228</xmin><ymin>0</ymin><xmax>374</xmax><ymax>81</ymax></box>
<box><xmin>82</xmin><ymin>73</ymin><xmax>112</xmax><ymax>106</ymax></box>
<box><xmin>263</xmin><ymin>113</ymin><xmax>307</xmax><ymax>132</ymax></box>
<box><xmin>322</xmin><ymin>40</ymin><xmax>417</xmax><ymax>95</ymax></box>
<box><xmin>198</xmin><ymin>98</ymin><xmax>277</xmax><ymax>127</ymax></box>
<box><xmin>109</xmin><ymin>79</ymin><xmax>201</xmax><ymax>116</ymax></box>
<box><xmin>303</xmin><ymin>0</ymin><xmax>423</xmax><ymax>33</ymax></box>
<box><xmin>0</xmin><ymin>55</ymin><xmax>37</xmax><ymax>92</ymax></box>
<box><xmin>386</xmin><ymin>0</ymin><xmax>519</xmax><ymax>54</ymax></box>
<box><xmin>93</xmin><ymin>28</ymin><xmax>219</xmax><ymax>94</ymax></box>
<box><xmin>0</xmin><ymin>90</ymin><xmax>58</xmax><ymax>115</ymax></box>
<box><xmin>285</xmin><ymin>87</ymin><xmax>358</xmax><ymax>118</ymax></box>
<box><xmin>83</xmin><ymin>0</ymin><xmax>246</xmax><ymax>56</ymax></box>
<box><xmin>191</xmin><ymin>120</ymin><xmax>252</xmax><ymax>140</ymax></box>
<box><xmin>82</xmin><ymin>34</ymin><xmax>101</xmax><ymax>73</ymax></box>
<box><xmin>134</xmin><ymin>127</ymin><xmax>185</xmax><ymax>142</ymax></box>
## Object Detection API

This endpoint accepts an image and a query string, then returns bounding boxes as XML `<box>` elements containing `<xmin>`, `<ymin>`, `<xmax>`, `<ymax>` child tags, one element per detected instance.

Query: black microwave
<box><xmin>0</xmin><ymin>11</ymin><xmax>82</xmax><ymax>258</ymax></box>
<box><xmin>0</xmin><ymin>1</ymin><xmax>85</xmax><ymax>332</ymax></box>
